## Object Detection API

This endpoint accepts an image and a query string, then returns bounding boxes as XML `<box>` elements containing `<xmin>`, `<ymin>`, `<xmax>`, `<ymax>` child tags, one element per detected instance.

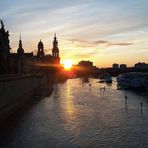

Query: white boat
<box><xmin>117</xmin><ymin>72</ymin><xmax>148</xmax><ymax>89</ymax></box>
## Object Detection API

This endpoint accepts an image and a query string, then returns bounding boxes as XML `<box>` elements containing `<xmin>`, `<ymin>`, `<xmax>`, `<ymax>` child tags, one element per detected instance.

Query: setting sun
<box><xmin>62</xmin><ymin>60</ymin><xmax>73</xmax><ymax>70</ymax></box>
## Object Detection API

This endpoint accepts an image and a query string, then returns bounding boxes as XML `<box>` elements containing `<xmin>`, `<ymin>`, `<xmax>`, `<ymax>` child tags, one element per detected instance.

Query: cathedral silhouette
<box><xmin>36</xmin><ymin>33</ymin><xmax>60</xmax><ymax>65</ymax></box>
<box><xmin>0</xmin><ymin>20</ymin><xmax>61</xmax><ymax>74</ymax></box>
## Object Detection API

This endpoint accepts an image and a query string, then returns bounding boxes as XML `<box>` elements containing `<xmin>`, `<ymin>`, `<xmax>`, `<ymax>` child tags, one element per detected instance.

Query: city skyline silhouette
<box><xmin>0</xmin><ymin>0</ymin><xmax>148</xmax><ymax>67</ymax></box>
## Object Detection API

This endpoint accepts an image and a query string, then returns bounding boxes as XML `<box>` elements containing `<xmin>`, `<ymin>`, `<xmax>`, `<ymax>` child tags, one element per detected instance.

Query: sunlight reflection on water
<box><xmin>1</xmin><ymin>78</ymin><xmax>148</xmax><ymax>148</ymax></box>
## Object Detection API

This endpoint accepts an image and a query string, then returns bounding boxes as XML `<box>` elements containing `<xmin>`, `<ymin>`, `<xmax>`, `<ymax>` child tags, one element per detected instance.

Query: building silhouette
<box><xmin>17</xmin><ymin>35</ymin><xmax>24</xmax><ymax>56</ymax></box>
<box><xmin>0</xmin><ymin>20</ymin><xmax>61</xmax><ymax>74</ymax></box>
<box><xmin>78</xmin><ymin>60</ymin><xmax>93</xmax><ymax>67</ymax></box>
<box><xmin>37</xmin><ymin>40</ymin><xmax>44</xmax><ymax>58</ymax></box>
<box><xmin>16</xmin><ymin>34</ymin><xmax>61</xmax><ymax>74</ymax></box>
<box><xmin>73</xmin><ymin>60</ymin><xmax>99</xmax><ymax>77</ymax></box>
<box><xmin>134</xmin><ymin>62</ymin><xmax>148</xmax><ymax>70</ymax></box>
<box><xmin>112</xmin><ymin>63</ymin><xmax>119</xmax><ymax>69</ymax></box>
<box><xmin>36</xmin><ymin>34</ymin><xmax>60</xmax><ymax>66</ymax></box>
<box><xmin>52</xmin><ymin>33</ymin><xmax>59</xmax><ymax>58</ymax></box>
<box><xmin>10</xmin><ymin>36</ymin><xmax>33</xmax><ymax>74</ymax></box>
<box><xmin>120</xmin><ymin>64</ymin><xmax>127</xmax><ymax>69</ymax></box>
<box><xmin>0</xmin><ymin>20</ymin><xmax>11</xmax><ymax>74</ymax></box>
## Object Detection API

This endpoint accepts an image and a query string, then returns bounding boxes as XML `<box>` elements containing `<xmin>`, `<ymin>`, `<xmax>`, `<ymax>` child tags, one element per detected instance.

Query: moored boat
<box><xmin>117</xmin><ymin>72</ymin><xmax>148</xmax><ymax>89</ymax></box>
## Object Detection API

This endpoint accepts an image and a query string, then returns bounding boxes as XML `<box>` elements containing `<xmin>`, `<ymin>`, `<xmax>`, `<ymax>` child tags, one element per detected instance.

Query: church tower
<box><xmin>17</xmin><ymin>35</ymin><xmax>24</xmax><ymax>56</ymax></box>
<box><xmin>37</xmin><ymin>40</ymin><xmax>44</xmax><ymax>58</ymax></box>
<box><xmin>17</xmin><ymin>35</ymin><xmax>24</xmax><ymax>74</ymax></box>
<box><xmin>52</xmin><ymin>34</ymin><xmax>59</xmax><ymax>57</ymax></box>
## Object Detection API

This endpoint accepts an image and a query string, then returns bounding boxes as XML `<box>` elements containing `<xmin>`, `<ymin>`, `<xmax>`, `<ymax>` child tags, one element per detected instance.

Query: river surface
<box><xmin>1</xmin><ymin>78</ymin><xmax>148</xmax><ymax>148</ymax></box>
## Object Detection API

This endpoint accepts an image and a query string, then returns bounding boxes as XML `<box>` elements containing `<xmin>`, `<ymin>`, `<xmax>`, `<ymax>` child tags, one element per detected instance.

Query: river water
<box><xmin>1</xmin><ymin>78</ymin><xmax>148</xmax><ymax>148</ymax></box>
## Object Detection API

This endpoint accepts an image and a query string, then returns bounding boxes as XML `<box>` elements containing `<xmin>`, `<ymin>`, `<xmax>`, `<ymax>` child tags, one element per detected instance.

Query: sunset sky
<box><xmin>0</xmin><ymin>0</ymin><xmax>148</xmax><ymax>67</ymax></box>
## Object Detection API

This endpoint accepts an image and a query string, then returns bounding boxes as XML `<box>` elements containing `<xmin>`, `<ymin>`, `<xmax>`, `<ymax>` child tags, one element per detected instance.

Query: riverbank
<box><xmin>0</xmin><ymin>74</ymin><xmax>53</xmax><ymax>122</ymax></box>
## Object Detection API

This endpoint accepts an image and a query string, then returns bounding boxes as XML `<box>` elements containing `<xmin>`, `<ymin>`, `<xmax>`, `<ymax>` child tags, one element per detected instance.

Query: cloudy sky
<box><xmin>0</xmin><ymin>0</ymin><xmax>148</xmax><ymax>67</ymax></box>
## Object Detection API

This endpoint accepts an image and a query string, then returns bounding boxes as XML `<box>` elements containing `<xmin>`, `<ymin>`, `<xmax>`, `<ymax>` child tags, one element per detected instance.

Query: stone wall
<box><xmin>0</xmin><ymin>75</ymin><xmax>42</xmax><ymax>121</ymax></box>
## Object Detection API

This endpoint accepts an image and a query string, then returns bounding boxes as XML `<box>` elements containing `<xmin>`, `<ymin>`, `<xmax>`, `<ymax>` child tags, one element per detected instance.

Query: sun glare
<box><xmin>62</xmin><ymin>60</ymin><xmax>73</xmax><ymax>70</ymax></box>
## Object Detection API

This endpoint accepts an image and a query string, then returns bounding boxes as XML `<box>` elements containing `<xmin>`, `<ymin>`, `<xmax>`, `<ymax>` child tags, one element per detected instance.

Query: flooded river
<box><xmin>1</xmin><ymin>78</ymin><xmax>148</xmax><ymax>148</ymax></box>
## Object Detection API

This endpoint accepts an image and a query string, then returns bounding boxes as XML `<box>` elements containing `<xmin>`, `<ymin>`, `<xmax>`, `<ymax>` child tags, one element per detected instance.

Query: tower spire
<box><xmin>19</xmin><ymin>33</ymin><xmax>22</xmax><ymax>42</ymax></box>
<box><xmin>19</xmin><ymin>34</ymin><xmax>22</xmax><ymax>48</ymax></box>
<box><xmin>54</xmin><ymin>33</ymin><xmax>57</xmax><ymax>40</ymax></box>
<box><xmin>17</xmin><ymin>34</ymin><xmax>24</xmax><ymax>55</ymax></box>
<box><xmin>52</xmin><ymin>34</ymin><xmax>59</xmax><ymax>57</ymax></box>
